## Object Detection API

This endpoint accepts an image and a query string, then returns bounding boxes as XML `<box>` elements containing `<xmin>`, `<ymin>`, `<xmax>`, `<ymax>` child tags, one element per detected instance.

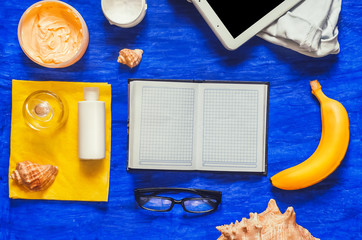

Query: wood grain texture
<box><xmin>0</xmin><ymin>0</ymin><xmax>361</xmax><ymax>239</ymax></box>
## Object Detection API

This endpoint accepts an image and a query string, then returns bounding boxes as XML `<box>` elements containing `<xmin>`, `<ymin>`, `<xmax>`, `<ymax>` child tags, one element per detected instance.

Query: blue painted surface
<box><xmin>1</xmin><ymin>0</ymin><xmax>361</xmax><ymax>239</ymax></box>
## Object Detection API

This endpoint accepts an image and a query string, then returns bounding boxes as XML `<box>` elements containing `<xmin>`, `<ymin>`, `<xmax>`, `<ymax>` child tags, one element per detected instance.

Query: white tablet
<box><xmin>189</xmin><ymin>0</ymin><xmax>303</xmax><ymax>50</ymax></box>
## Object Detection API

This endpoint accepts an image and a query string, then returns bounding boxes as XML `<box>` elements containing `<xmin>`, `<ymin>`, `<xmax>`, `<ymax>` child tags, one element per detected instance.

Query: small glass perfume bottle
<box><xmin>23</xmin><ymin>90</ymin><xmax>68</xmax><ymax>132</ymax></box>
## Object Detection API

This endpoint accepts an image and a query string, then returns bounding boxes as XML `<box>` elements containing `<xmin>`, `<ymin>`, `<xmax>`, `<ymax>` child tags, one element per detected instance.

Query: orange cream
<box><xmin>18</xmin><ymin>1</ymin><xmax>88</xmax><ymax>68</ymax></box>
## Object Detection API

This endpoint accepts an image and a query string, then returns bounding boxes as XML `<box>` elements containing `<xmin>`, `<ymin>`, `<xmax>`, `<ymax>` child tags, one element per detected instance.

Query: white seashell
<box><xmin>217</xmin><ymin>199</ymin><xmax>319</xmax><ymax>240</ymax></box>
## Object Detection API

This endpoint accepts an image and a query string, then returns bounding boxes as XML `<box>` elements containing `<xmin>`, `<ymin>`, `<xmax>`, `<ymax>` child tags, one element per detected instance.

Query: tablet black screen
<box><xmin>207</xmin><ymin>0</ymin><xmax>284</xmax><ymax>38</ymax></box>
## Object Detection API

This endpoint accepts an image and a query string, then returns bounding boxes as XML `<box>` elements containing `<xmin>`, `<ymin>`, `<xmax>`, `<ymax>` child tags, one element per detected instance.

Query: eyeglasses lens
<box><xmin>183</xmin><ymin>198</ymin><xmax>217</xmax><ymax>212</ymax></box>
<box><xmin>140</xmin><ymin>196</ymin><xmax>172</xmax><ymax>211</ymax></box>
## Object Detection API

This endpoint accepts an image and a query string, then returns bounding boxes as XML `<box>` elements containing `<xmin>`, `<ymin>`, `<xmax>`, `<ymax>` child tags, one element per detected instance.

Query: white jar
<box><xmin>101</xmin><ymin>0</ymin><xmax>147</xmax><ymax>28</ymax></box>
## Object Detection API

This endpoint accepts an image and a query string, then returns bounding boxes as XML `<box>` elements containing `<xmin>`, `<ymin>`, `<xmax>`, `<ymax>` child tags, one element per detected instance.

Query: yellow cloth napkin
<box><xmin>9</xmin><ymin>80</ymin><xmax>112</xmax><ymax>202</ymax></box>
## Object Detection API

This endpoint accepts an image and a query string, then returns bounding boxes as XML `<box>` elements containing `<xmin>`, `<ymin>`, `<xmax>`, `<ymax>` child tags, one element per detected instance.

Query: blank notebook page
<box><xmin>139</xmin><ymin>86</ymin><xmax>195</xmax><ymax>167</ymax></box>
<box><xmin>202</xmin><ymin>88</ymin><xmax>259</xmax><ymax>168</ymax></box>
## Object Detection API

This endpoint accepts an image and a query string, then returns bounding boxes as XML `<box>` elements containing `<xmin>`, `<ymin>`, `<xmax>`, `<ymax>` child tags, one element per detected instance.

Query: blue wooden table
<box><xmin>1</xmin><ymin>0</ymin><xmax>361</xmax><ymax>239</ymax></box>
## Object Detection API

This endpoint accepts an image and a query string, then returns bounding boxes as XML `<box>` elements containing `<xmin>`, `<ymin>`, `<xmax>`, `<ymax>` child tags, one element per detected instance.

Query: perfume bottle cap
<box><xmin>84</xmin><ymin>87</ymin><xmax>99</xmax><ymax>101</ymax></box>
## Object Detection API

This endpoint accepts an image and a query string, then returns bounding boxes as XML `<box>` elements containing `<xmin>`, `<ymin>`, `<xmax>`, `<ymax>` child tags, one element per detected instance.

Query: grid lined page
<box><xmin>202</xmin><ymin>89</ymin><xmax>259</xmax><ymax>168</ymax></box>
<box><xmin>139</xmin><ymin>87</ymin><xmax>195</xmax><ymax>166</ymax></box>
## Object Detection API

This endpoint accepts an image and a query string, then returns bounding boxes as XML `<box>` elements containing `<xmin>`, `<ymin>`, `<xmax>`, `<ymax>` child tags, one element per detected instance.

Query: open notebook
<box><xmin>127</xmin><ymin>79</ymin><xmax>269</xmax><ymax>174</ymax></box>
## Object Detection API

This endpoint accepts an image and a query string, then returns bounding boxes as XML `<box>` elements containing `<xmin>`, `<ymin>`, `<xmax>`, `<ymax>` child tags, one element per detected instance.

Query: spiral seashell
<box><xmin>10</xmin><ymin>161</ymin><xmax>58</xmax><ymax>191</ymax></box>
<box><xmin>117</xmin><ymin>48</ymin><xmax>143</xmax><ymax>68</ymax></box>
<box><xmin>217</xmin><ymin>199</ymin><xmax>319</xmax><ymax>240</ymax></box>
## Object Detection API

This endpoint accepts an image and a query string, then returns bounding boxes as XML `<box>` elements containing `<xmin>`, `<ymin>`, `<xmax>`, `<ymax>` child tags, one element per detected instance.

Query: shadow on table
<box><xmin>101</xmin><ymin>16</ymin><xmax>148</xmax><ymax>47</ymax></box>
<box><xmin>265</xmin><ymin>42</ymin><xmax>339</xmax><ymax>76</ymax></box>
<box><xmin>9</xmin><ymin>198</ymin><xmax>108</xmax><ymax>211</ymax></box>
<box><xmin>130</xmin><ymin>169</ymin><xmax>265</xmax><ymax>189</ymax></box>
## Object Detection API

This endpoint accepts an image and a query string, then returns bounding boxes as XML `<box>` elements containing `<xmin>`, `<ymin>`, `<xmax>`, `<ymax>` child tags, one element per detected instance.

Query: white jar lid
<box><xmin>101</xmin><ymin>0</ymin><xmax>147</xmax><ymax>28</ymax></box>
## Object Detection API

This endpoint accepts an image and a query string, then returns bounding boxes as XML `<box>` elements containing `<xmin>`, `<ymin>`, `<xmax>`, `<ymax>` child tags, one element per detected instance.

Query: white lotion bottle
<box><xmin>78</xmin><ymin>87</ymin><xmax>106</xmax><ymax>160</ymax></box>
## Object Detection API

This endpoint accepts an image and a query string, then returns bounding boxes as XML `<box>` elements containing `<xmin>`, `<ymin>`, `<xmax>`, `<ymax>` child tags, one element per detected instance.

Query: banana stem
<box><xmin>310</xmin><ymin>80</ymin><xmax>327</xmax><ymax>102</ymax></box>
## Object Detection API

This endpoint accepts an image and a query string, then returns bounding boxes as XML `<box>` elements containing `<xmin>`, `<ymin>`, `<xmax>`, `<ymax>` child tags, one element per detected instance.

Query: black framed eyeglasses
<box><xmin>134</xmin><ymin>188</ymin><xmax>222</xmax><ymax>213</ymax></box>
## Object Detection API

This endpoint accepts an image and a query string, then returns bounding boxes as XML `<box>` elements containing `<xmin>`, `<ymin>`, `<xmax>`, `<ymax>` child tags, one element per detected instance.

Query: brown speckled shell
<box><xmin>217</xmin><ymin>199</ymin><xmax>319</xmax><ymax>240</ymax></box>
<box><xmin>10</xmin><ymin>161</ymin><xmax>58</xmax><ymax>191</ymax></box>
<box><xmin>117</xmin><ymin>48</ymin><xmax>143</xmax><ymax>68</ymax></box>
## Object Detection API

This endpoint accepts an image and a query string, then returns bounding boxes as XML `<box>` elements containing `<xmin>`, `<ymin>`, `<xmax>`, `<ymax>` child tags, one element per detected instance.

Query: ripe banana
<box><xmin>270</xmin><ymin>80</ymin><xmax>350</xmax><ymax>190</ymax></box>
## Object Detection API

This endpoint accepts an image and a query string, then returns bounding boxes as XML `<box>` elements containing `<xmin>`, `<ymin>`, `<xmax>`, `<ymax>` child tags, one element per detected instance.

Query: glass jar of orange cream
<box><xmin>18</xmin><ymin>0</ymin><xmax>89</xmax><ymax>68</ymax></box>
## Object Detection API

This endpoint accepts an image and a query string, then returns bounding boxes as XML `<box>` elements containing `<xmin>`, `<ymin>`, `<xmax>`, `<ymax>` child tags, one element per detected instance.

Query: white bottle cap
<box><xmin>101</xmin><ymin>0</ymin><xmax>147</xmax><ymax>28</ymax></box>
<box><xmin>84</xmin><ymin>87</ymin><xmax>99</xmax><ymax>101</ymax></box>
